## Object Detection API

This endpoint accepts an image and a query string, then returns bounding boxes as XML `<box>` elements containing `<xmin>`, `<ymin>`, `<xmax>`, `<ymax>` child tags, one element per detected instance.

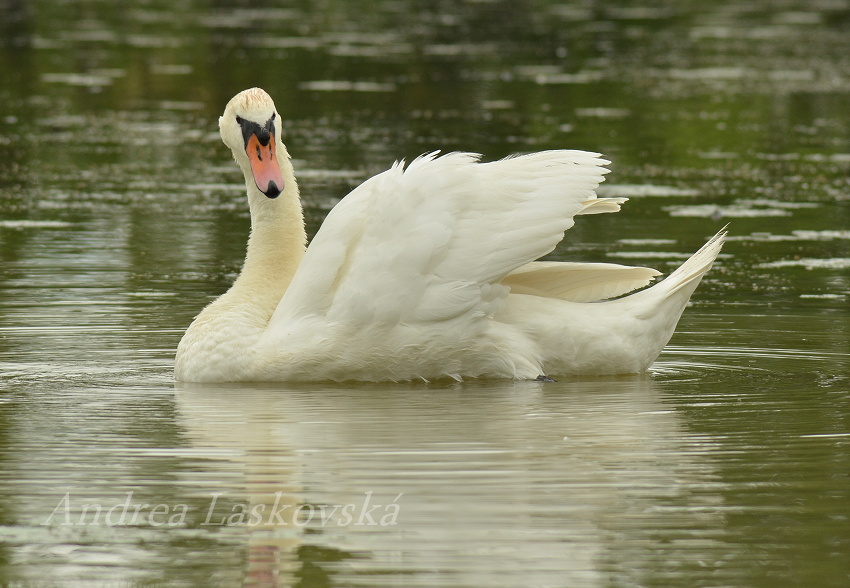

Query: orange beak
<box><xmin>246</xmin><ymin>133</ymin><xmax>284</xmax><ymax>198</ymax></box>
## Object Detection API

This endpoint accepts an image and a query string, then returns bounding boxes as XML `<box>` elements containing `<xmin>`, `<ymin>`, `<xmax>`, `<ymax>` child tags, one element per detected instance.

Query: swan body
<box><xmin>175</xmin><ymin>87</ymin><xmax>726</xmax><ymax>382</ymax></box>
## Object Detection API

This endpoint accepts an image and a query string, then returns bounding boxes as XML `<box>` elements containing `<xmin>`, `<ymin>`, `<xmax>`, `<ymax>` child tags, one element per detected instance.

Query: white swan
<box><xmin>174</xmin><ymin>87</ymin><xmax>726</xmax><ymax>383</ymax></box>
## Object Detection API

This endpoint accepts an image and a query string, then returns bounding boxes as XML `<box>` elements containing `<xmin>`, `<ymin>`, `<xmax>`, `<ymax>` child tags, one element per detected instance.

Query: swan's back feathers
<box><xmin>270</xmin><ymin>150</ymin><xmax>611</xmax><ymax>329</ymax></box>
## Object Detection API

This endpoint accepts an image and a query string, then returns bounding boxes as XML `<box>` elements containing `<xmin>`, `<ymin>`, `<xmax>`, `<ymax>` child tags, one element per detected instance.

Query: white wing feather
<box><xmin>269</xmin><ymin>150</ymin><xmax>611</xmax><ymax>331</ymax></box>
<box><xmin>502</xmin><ymin>261</ymin><xmax>661</xmax><ymax>302</ymax></box>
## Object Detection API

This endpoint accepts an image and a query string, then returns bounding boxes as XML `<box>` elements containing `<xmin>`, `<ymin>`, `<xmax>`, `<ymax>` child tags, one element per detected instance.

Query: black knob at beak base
<box><xmin>264</xmin><ymin>181</ymin><xmax>282</xmax><ymax>199</ymax></box>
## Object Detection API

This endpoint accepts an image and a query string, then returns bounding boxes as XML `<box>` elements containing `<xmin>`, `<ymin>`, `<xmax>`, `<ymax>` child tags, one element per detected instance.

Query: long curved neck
<box><xmin>228</xmin><ymin>152</ymin><xmax>307</xmax><ymax>320</ymax></box>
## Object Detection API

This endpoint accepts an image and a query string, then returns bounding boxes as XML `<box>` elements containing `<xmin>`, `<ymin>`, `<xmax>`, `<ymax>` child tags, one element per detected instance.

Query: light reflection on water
<box><xmin>175</xmin><ymin>378</ymin><xmax>720</xmax><ymax>587</ymax></box>
<box><xmin>6</xmin><ymin>374</ymin><xmax>728</xmax><ymax>587</ymax></box>
<box><xmin>1</xmin><ymin>0</ymin><xmax>849</xmax><ymax>586</ymax></box>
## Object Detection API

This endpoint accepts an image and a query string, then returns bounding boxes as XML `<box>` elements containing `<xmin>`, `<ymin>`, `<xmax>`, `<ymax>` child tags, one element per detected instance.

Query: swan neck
<box><xmin>234</xmin><ymin>156</ymin><xmax>306</xmax><ymax>312</ymax></box>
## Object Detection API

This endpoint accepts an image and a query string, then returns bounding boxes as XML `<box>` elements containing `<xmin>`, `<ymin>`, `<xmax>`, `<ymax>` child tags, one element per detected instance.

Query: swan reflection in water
<box><xmin>174</xmin><ymin>376</ymin><xmax>723</xmax><ymax>587</ymax></box>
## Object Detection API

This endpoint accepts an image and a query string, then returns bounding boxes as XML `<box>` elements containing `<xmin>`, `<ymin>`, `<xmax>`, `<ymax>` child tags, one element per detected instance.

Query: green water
<box><xmin>0</xmin><ymin>1</ymin><xmax>848</xmax><ymax>586</ymax></box>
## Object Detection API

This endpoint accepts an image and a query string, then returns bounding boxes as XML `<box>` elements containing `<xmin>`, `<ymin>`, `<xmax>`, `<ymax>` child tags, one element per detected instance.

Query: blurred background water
<box><xmin>0</xmin><ymin>0</ymin><xmax>848</xmax><ymax>586</ymax></box>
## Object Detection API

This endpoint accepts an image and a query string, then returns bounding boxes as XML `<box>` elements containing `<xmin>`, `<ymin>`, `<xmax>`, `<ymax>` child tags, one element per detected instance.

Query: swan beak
<box><xmin>246</xmin><ymin>133</ymin><xmax>284</xmax><ymax>199</ymax></box>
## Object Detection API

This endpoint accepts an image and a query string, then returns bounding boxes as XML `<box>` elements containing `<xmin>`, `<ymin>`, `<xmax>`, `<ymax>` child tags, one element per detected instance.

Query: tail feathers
<box><xmin>657</xmin><ymin>226</ymin><xmax>727</xmax><ymax>298</ymax></box>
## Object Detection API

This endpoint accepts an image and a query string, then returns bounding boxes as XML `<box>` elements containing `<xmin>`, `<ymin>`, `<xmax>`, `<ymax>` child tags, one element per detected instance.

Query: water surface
<box><xmin>1</xmin><ymin>1</ymin><xmax>848</xmax><ymax>586</ymax></box>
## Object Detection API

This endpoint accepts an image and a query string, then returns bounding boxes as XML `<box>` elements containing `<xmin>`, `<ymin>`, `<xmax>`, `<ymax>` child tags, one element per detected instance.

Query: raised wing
<box><xmin>268</xmin><ymin>151</ymin><xmax>614</xmax><ymax>330</ymax></box>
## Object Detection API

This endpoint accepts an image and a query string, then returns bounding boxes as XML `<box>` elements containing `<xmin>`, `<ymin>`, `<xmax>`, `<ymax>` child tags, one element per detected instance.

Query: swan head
<box><xmin>219</xmin><ymin>87</ymin><xmax>286</xmax><ymax>199</ymax></box>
